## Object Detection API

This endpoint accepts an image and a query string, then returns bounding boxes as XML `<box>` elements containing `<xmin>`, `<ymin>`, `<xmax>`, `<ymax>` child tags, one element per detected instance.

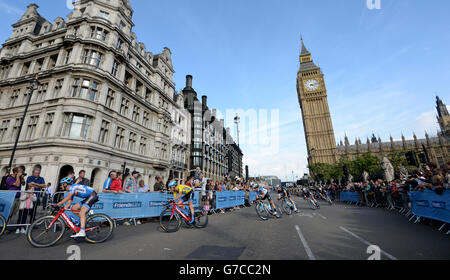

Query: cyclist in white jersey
<box><xmin>254</xmin><ymin>185</ymin><xmax>278</xmax><ymax>216</ymax></box>
<box><xmin>56</xmin><ymin>177</ymin><xmax>99</xmax><ymax>238</ymax></box>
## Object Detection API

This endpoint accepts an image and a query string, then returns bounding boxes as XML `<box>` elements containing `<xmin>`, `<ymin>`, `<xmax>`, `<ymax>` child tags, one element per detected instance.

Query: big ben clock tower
<box><xmin>297</xmin><ymin>38</ymin><xmax>338</xmax><ymax>165</ymax></box>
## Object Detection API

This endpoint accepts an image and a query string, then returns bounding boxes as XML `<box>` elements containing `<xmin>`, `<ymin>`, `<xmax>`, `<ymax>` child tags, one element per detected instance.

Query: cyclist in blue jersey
<box><xmin>277</xmin><ymin>185</ymin><xmax>299</xmax><ymax>213</ymax></box>
<box><xmin>254</xmin><ymin>184</ymin><xmax>278</xmax><ymax>216</ymax></box>
<box><xmin>56</xmin><ymin>177</ymin><xmax>99</xmax><ymax>238</ymax></box>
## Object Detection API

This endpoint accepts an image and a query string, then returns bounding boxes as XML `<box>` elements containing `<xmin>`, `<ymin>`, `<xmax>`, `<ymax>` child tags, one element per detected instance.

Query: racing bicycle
<box><xmin>255</xmin><ymin>198</ymin><xmax>282</xmax><ymax>220</ymax></box>
<box><xmin>0</xmin><ymin>215</ymin><xmax>6</xmax><ymax>237</ymax></box>
<box><xmin>27</xmin><ymin>204</ymin><xmax>114</xmax><ymax>248</ymax></box>
<box><xmin>280</xmin><ymin>196</ymin><xmax>298</xmax><ymax>215</ymax></box>
<box><xmin>308</xmin><ymin>197</ymin><xmax>320</xmax><ymax>210</ymax></box>
<box><xmin>160</xmin><ymin>200</ymin><xmax>208</xmax><ymax>233</ymax></box>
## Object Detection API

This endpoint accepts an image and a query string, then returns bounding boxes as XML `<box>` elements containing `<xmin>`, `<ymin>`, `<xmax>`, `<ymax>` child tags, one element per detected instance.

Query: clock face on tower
<box><xmin>304</xmin><ymin>79</ymin><xmax>319</xmax><ymax>92</ymax></box>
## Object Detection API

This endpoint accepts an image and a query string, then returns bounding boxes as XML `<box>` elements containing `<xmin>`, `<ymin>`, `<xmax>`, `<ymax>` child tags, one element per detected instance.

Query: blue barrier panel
<box><xmin>66</xmin><ymin>192</ymin><xmax>200</xmax><ymax>219</ymax></box>
<box><xmin>249</xmin><ymin>192</ymin><xmax>256</xmax><ymax>202</ymax></box>
<box><xmin>327</xmin><ymin>191</ymin><xmax>332</xmax><ymax>198</ymax></box>
<box><xmin>215</xmin><ymin>191</ymin><xmax>245</xmax><ymax>209</ymax></box>
<box><xmin>409</xmin><ymin>190</ymin><xmax>450</xmax><ymax>223</ymax></box>
<box><xmin>0</xmin><ymin>192</ymin><xmax>16</xmax><ymax>219</ymax></box>
<box><xmin>340</xmin><ymin>191</ymin><xmax>359</xmax><ymax>203</ymax></box>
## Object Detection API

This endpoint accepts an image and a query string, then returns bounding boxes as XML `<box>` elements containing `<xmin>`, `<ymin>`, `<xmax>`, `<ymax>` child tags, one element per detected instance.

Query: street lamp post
<box><xmin>8</xmin><ymin>75</ymin><xmax>40</xmax><ymax>171</ymax></box>
<box><xmin>234</xmin><ymin>113</ymin><xmax>240</xmax><ymax>147</ymax></box>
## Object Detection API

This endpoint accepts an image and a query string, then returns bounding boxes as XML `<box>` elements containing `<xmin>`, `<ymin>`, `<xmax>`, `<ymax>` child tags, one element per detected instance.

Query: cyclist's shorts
<box><xmin>302</xmin><ymin>192</ymin><xmax>311</xmax><ymax>198</ymax></box>
<box><xmin>181</xmin><ymin>190</ymin><xmax>194</xmax><ymax>203</ymax></box>
<box><xmin>80</xmin><ymin>191</ymin><xmax>99</xmax><ymax>210</ymax></box>
<box><xmin>281</xmin><ymin>190</ymin><xmax>291</xmax><ymax>198</ymax></box>
<box><xmin>262</xmin><ymin>193</ymin><xmax>273</xmax><ymax>202</ymax></box>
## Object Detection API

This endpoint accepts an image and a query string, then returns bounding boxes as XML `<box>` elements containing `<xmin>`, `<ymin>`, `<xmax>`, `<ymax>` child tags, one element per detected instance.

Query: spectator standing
<box><xmin>0</xmin><ymin>167</ymin><xmax>10</xmax><ymax>190</ymax></box>
<box><xmin>102</xmin><ymin>171</ymin><xmax>117</xmax><ymax>193</ymax></box>
<box><xmin>26</xmin><ymin>168</ymin><xmax>46</xmax><ymax>222</ymax></box>
<box><xmin>154</xmin><ymin>176</ymin><xmax>165</xmax><ymax>192</ymax></box>
<box><xmin>125</xmin><ymin>171</ymin><xmax>139</xmax><ymax>193</ymax></box>
<box><xmin>6</xmin><ymin>167</ymin><xmax>26</xmax><ymax>221</ymax></box>
<box><xmin>185</xmin><ymin>176</ymin><xmax>194</xmax><ymax>187</ymax></box>
<box><xmin>42</xmin><ymin>183</ymin><xmax>53</xmax><ymax>210</ymax></box>
<box><xmin>16</xmin><ymin>185</ymin><xmax>37</xmax><ymax>234</ymax></box>
<box><xmin>110</xmin><ymin>172</ymin><xmax>124</xmax><ymax>194</ymax></box>
<box><xmin>74</xmin><ymin>170</ymin><xmax>90</xmax><ymax>186</ymax></box>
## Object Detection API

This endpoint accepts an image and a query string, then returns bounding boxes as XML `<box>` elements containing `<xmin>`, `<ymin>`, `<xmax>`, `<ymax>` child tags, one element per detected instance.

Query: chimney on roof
<box><xmin>186</xmin><ymin>75</ymin><xmax>193</xmax><ymax>88</ymax></box>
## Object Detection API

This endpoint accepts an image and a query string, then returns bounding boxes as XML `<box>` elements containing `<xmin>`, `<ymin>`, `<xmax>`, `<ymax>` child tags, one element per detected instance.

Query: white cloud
<box><xmin>413</xmin><ymin>105</ymin><xmax>449</xmax><ymax>135</ymax></box>
<box><xmin>0</xmin><ymin>1</ymin><xmax>24</xmax><ymax>16</ymax></box>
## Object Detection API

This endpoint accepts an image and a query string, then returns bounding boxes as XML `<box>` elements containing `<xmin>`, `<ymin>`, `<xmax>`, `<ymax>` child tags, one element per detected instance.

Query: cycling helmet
<box><xmin>59</xmin><ymin>177</ymin><xmax>73</xmax><ymax>185</ymax></box>
<box><xmin>168</xmin><ymin>181</ymin><xmax>177</xmax><ymax>188</ymax></box>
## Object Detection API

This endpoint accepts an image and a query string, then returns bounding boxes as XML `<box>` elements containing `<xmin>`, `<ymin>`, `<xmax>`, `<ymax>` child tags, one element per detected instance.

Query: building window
<box><xmin>82</xmin><ymin>49</ymin><xmax>103</xmax><ymax>67</ymax></box>
<box><xmin>63</xmin><ymin>113</ymin><xmax>92</xmax><ymax>139</ymax></box>
<box><xmin>114</xmin><ymin>127</ymin><xmax>125</xmax><ymax>149</ymax></box>
<box><xmin>143</xmin><ymin>111</ymin><xmax>149</xmax><ymax>127</ymax></box>
<box><xmin>119</xmin><ymin>21</ymin><xmax>126</xmax><ymax>30</ymax></box>
<box><xmin>72</xmin><ymin>78</ymin><xmax>99</xmax><ymax>101</ymax></box>
<box><xmin>10</xmin><ymin>89</ymin><xmax>20</xmax><ymax>107</ymax></box>
<box><xmin>35</xmin><ymin>58</ymin><xmax>45</xmax><ymax>72</ymax></box>
<box><xmin>53</xmin><ymin>79</ymin><xmax>64</xmax><ymax>98</ymax></box>
<box><xmin>98</xmin><ymin>11</ymin><xmax>109</xmax><ymax>20</ymax></box>
<box><xmin>117</xmin><ymin>39</ymin><xmax>123</xmax><ymax>49</ymax></box>
<box><xmin>12</xmin><ymin>118</ymin><xmax>22</xmax><ymax>140</ymax></box>
<box><xmin>64</xmin><ymin>49</ymin><xmax>72</xmax><ymax>64</ymax></box>
<box><xmin>0</xmin><ymin>120</ymin><xmax>10</xmax><ymax>141</ymax></box>
<box><xmin>99</xmin><ymin>120</ymin><xmax>110</xmax><ymax>144</ymax></box>
<box><xmin>35</xmin><ymin>82</ymin><xmax>48</xmax><ymax>103</ymax></box>
<box><xmin>132</xmin><ymin>105</ymin><xmax>140</xmax><ymax>122</ymax></box>
<box><xmin>128</xmin><ymin>132</ymin><xmax>137</xmax><ymax>152</ymax></box>
<box><xmin>139</xmin><ymin>137</ymin><xmax>147</xmax><ymax>154</ymax></box>
<box><xmin>49</xmin><ymin>54</ymin><xmax>58</xmax><ymax>69</ymax></box>
<box><xmin>42</xmin><ymin>113</ymin><xmax>54</xmax><ymax>137</ymax></box>
<box><xmin>105</xmin><ymin>89</ymin><xmax>115</xmax><ymax>108</ymax></box>
<box><xmin>21</xmin><ymin>62</ymin><xmax>31</xmax><ymax>76</ymax></box>
<box><xmin>90</xmin><ymin>26</ymin><xmax>108</xmax><ymax>41</ymax></box>
<box><xmin>25</xmin><ymin>115</ymin><xmax>39</xmax><ymax>140</ymax></box>
<box><xmin>111</xmin><ymin>60</ymin><xmax>120</xmax><ymax>76</ymax></box>
<box><xmin>120</xmin><ymin>98</ymin><xmax>129</xmax><ymax>116</ymax></box>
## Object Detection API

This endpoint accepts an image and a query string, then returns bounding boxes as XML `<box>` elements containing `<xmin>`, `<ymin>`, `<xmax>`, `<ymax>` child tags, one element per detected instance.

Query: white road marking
<box><xmin>339</xmin><ymin>226</ymin><xmax>398</xmax><ymax>260</ymax></box>
<box><xmin>317</xmin><ymin>213</ymin><xmax>327</xmax><ymax>220</ymax></box>
<box><xmin>295</xmin><ymin>225</ymin><xmax>316</xmax><ymax>260</ymax></box>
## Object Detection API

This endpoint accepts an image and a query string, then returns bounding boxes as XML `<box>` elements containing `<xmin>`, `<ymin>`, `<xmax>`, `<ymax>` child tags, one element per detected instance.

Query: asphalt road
<box><xmin>0</xmin><ymin>192</ymin><xmax>449</xmax><ymax>260</ymax></box>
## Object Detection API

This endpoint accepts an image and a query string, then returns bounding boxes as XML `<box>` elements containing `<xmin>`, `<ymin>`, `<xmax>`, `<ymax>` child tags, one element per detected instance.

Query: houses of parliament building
<box><xmin>297</xmin><ymin>39</ymin><xmax>450</xmax><ymax>168</ymax></box>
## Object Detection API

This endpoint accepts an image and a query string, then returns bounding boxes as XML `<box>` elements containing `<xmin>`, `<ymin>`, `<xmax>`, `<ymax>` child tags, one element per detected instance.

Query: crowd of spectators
<box><xmin>305</xmin><ymin>163</ymin><xmax>450</xmax><ymax>225</ymax></box>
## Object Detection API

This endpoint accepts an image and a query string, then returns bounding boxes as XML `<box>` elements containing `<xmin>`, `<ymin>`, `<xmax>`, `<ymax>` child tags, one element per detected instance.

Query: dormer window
<box><xmin>99</xmin><ymin>11</ymin><xmax>109</xmax><ymax>20</ymax></box>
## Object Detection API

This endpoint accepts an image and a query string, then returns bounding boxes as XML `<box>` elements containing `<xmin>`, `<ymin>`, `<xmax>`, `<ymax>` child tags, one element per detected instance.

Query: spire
<box><xmin>300</xmin><ymin>36</ymin><xmax>310</xmax><ymax>56</ymax></box>
<box><xmin>436</xmin><ymin>96</ymin><xmax>449</xmax><ymax>117</ymax></box>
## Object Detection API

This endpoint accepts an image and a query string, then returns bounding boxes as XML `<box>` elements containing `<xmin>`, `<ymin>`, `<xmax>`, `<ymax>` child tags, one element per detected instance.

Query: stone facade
<box><xmin>297</xmin><ymin>38</ymin><xmax>338</xmax><ymax>165</ymax></box>
<box><xmin>181</xmin><ymin>75</ymin><xmax>243</xmax><ymax>182</ymax></box>
<box><xmin>0</xmin><ymin>1</ymin><xmax>187</xmax><ymax>191</ymax></box>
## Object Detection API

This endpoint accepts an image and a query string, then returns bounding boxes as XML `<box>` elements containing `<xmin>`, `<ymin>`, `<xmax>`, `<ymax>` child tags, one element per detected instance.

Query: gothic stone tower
<box><xmin>436</xmin><ymin>96</ymin><xmax>450</xmax><ymax>137</ymax></box>
<box><xmin>297</xmin><ymin>38</ymin><xmax>338</xmax><ymax>165</ymax></box>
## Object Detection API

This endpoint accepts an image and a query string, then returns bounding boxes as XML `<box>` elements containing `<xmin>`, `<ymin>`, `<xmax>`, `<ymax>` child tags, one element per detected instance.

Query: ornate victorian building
<box><xmin>0</xmin><ymin>1</ymin><xmax>183</xmax><ymax>191</ymax></box>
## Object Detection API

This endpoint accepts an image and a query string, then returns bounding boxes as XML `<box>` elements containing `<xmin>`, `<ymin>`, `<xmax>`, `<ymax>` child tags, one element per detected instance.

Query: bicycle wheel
<box><xmin>85</xmin><ymin>214</ymin><xmax>114</xmax><ymax>244</ymax></box>
<box><xmin>255</xmin><ymin>202</ymin><xmax>270</xmax><ymax>221</ymax></box>
<box><xmin>27</xmin><ymin>216</ymin><xmax>65</xmax><ymax>248</ymax></box>
<box><xmin>194</xmin><ymin>210</ymin><xmax>209</xmax><ymax>229</ymax></box>
<box><xmin>273</xmin><ymin>202</ymin><xmax>282</xmax><ymax>218</ymax></box>
<box><xmin>160</xmin><ymin>208</ymin><xmax>182</xmax><ymax>233</ymax></box>
<box><xmin>281</xmin><ymin>200</ymin><xmax>292</xmax><ymax>215</ymax></box>
<box><xmin>0</xmin><ymin>215</ymin><xmax>6</xmax><ymax>237</ymax></box>
<box><xmin>308</xmin><ymin>199</ymin><xmax>316</xmax><ymax>210</ymax></box>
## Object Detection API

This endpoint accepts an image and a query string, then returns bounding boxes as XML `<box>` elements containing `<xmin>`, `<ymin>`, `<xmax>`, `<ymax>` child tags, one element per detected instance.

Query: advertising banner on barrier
<box><xmin>409</xmin><ymin>190</ymin><xmax>450</xmax><ymax>223</ymax></box>
<box><xmin>0</xmin><ymin>192</ymin><xmax>16</xmax><ymax>219</ymax></box>
<box><xmin>249</xmin><ymin>192</ymin><xmax>256</xmax><ymax>202</ymax></box>
<box><xmin>340</xmin><ymin>191</ymin><xmax>359</xmax><ymax>203</ymax></box>
<box><xmin>67</xmin><ymin>192</ymin><xmax>200</xmax><ymax>219</ymax></box>
<box><xmin>215</xmin><ymin>191</ymin><xmax>245</xmax><ymax>209</ymax></box>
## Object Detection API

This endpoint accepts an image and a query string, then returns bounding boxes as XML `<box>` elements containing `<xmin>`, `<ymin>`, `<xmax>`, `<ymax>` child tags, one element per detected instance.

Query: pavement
<box><xmin>0</xmin><ymin>192</ymin><xmax>449</xmax><ymax>260</ymax></box>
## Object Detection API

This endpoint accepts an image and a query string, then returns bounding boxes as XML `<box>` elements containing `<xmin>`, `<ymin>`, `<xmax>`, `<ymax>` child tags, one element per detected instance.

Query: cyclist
<box><xmin>276</xmin><ymin>185</ymin><xmax>299</xmax><ymax>213</ymax></box>
<box><xmin>168</xmin><ymin>180</ymin><xmax>195</xmax><ymax>224</ymax></box>
<box><xmin>56</xmin><ymin>177</ymin><xmax>99</xmax><ymax>239</ymax></box>
<box><xmin>301</xmin><ymin>186</ymin><xmax>319</xmax><ymax>205</ymax></box>
<box><xmin>317</xmin><ymin>185</ymin><xmax>331</xmax><ymax>201</ymax></box>
<box><xmin>254</xmin><ymin>184</ymin><xmax>278</xmax><ymax>216</ymax></box>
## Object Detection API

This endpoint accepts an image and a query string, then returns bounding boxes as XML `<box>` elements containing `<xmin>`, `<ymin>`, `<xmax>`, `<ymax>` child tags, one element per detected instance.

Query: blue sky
<box><xmin>1</xmin><ymin>0</ymin><xmax>449</xmax><ymax>180</ymax></box>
